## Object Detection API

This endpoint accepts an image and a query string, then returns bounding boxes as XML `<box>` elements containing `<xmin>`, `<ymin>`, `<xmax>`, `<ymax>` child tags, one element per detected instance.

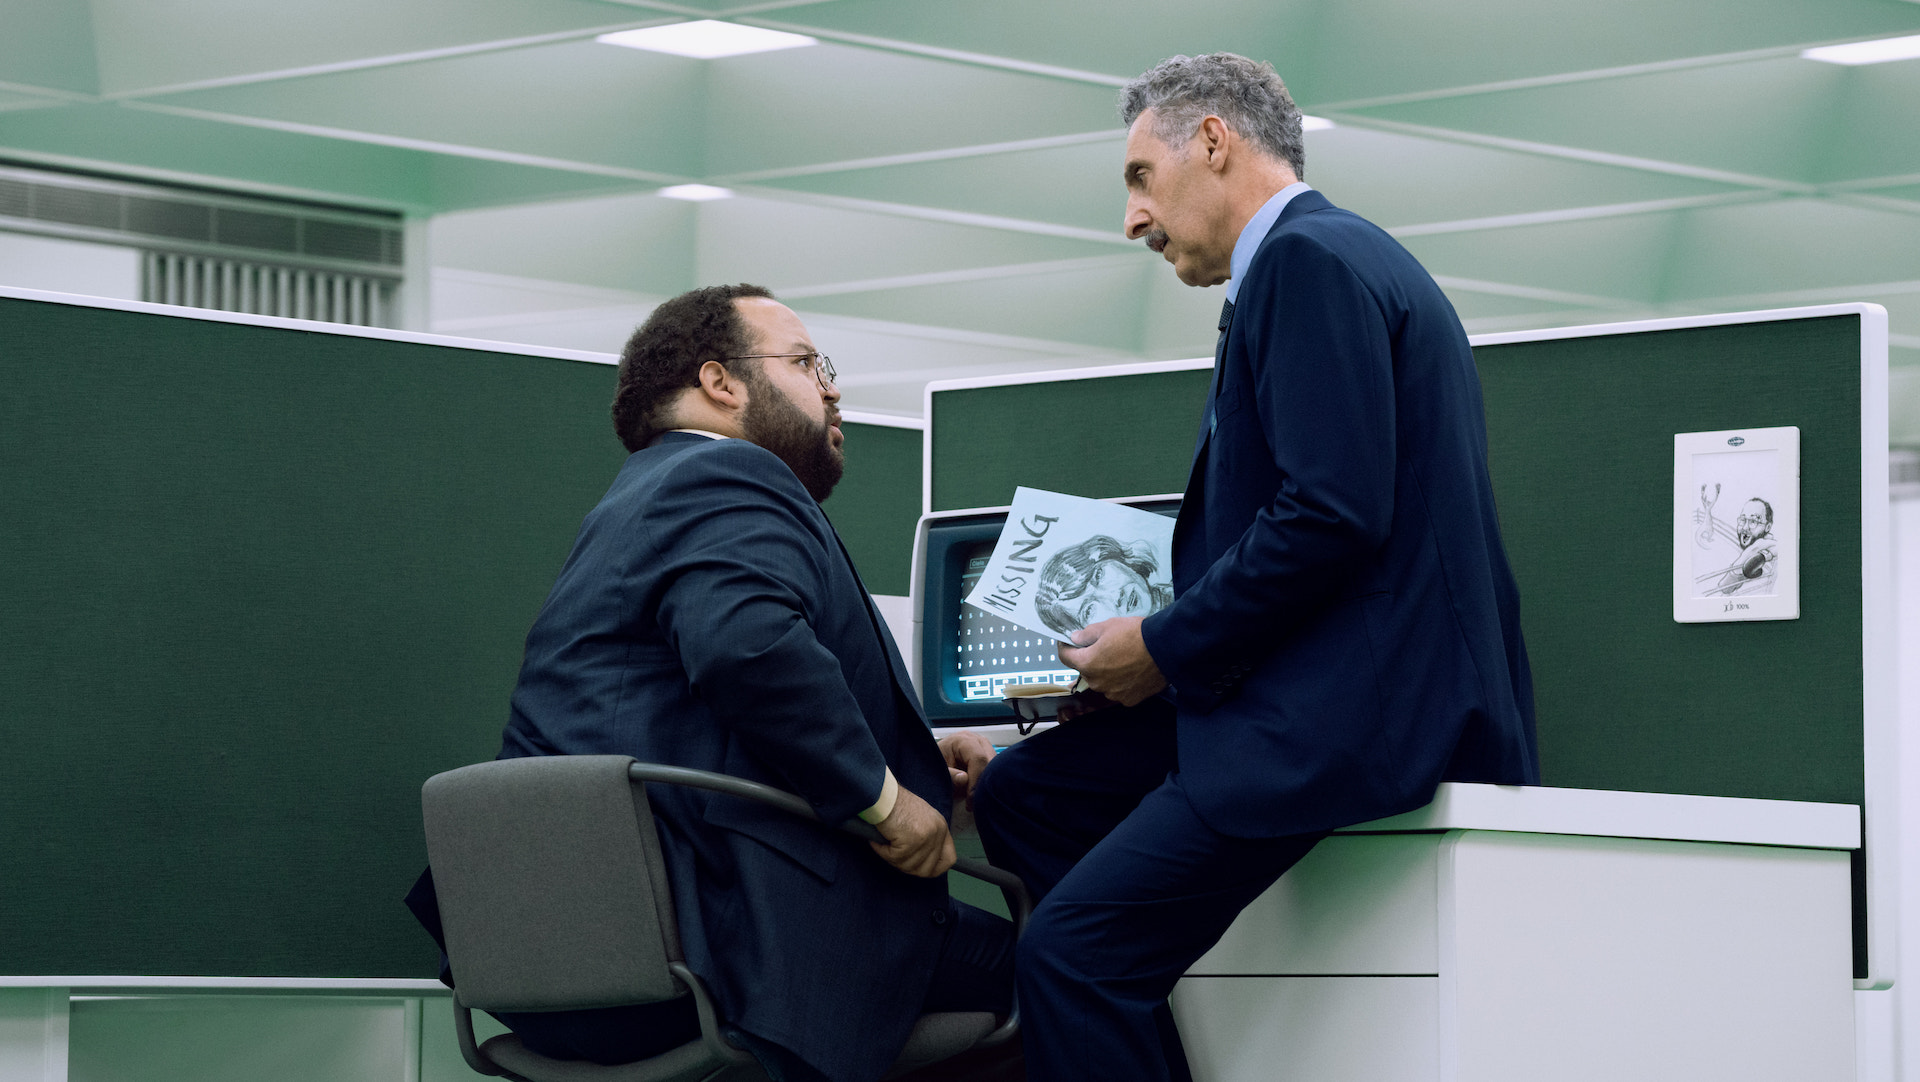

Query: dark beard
<box><xmin>740</xmin><ymin>372</ymin><xmax>844</xmax><ymax>502</ymax></box>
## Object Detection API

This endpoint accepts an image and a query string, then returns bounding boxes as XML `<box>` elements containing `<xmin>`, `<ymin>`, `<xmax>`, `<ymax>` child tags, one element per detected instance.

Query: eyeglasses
<box><xmin>725</xmin><ymin>351</ymin><xmax>838</xmax><ymax>390</ymax></box>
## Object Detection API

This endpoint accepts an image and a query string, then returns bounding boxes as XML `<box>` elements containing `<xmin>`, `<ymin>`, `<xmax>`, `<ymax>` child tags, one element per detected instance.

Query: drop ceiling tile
<box><xmin>1398</xmin><ymin>211</ymin><xmax>1682</xmax><ymax>304</ymax></box>
<box><xmin>690</xmin><ymin>195</ymin><xmax>1132</xmax><ymax>292</ymax></box>
<box><xmin>146</xmin><ymin>42</ymin><xmax>706</xmax><ymax>177</ymax></box>
<box><xmin>1660</xmin><ymin>198</ymin><xmax>1920</xmax><ymax>300</ymax></box>
<box><xmin>748</xmin><ymin>137</ymin><xmax>1127</xmax><ymax>234</ymax></box>
<box><xmin>772</xmin><ymin>0</ymin><xmax>1920</xmax><ymax>107</ymax></box>
<box><xmin>1137</xmin><ymin>269</ymin><xmax>1229</xmax><ymax>359</ymax></box>
<box><xmin>0</xmin><ymin>104</ymin><xmax>644</xmax><ymax>212</ymax></box>
<box><xmin>748</xmin><ymin>0</ymin><xmax>1318</xmax><ymax>89</ymax></box>
<box><xmin>89</xmin><ymin>0</ymin><xmax>654</xmax><ymax>96</ymax></box>
<box><xmin>1821</xmin><ymin>61</ymin><xmax>1920</xmax><ymax>184</ymax></box>
<box><xmin>1307</xmin><ymin>127</ymin><xmax>1752</xmax><ymax>230</ymax></box>
<box><xmin>700</xmin><ymin>43</ymin><xmax>1121</xmax><ymax>175</ymax></box>
<box><xmin>0</xmin><ymin>0</ymin><xmax>100</xmax><ymax>96</ymax></box>
<box><xmin>791</xmin><ymin>261</ymin><xmax>1151</xmax><ymax>353</ymax></box>
<box><xmin>1347</xmin><ymin>57</ymin><xmax>1846</xmax><ymax>186</ymax></box>
<box><xmin>0</xmin><ymin>91</ymin><xmax>70</xmax><ymax>112</ymax></box>
<box><xmin>432</xmin><ymin>192</ymin><xmax>698</xmax><ymax>295</ymax></box>
<box><xmin>1301</xmin><ymin>0</ymin><xmax>1920</xmax><ymax>104</ymax></box>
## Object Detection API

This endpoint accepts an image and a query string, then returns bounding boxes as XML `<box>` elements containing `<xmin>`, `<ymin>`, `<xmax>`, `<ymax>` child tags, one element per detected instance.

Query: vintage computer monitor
<box><xmin>910</xmin><ymin>496</ymin><xmax>1181</xmax><ymax>729</ymax></box>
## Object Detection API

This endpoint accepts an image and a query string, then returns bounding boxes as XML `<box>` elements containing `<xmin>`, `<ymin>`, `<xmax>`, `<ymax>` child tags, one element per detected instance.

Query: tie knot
<box><xmin>1218</xmin><ymin>299</ymin><xmax>1235</xmax><ymax>333</ymax></box>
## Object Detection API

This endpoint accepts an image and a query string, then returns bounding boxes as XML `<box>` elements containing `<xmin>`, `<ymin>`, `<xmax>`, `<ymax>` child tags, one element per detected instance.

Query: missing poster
<box><xmin>962</xmin><ymin>487</ymin><xmax>1176</xmax><ymax>645</ymax></box>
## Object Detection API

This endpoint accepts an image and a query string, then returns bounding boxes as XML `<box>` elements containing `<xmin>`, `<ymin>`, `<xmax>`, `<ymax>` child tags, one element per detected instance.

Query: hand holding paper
<box><xmin>1058</xmin><ymin>616</ymin><xmax>1168</xmax><ymax>707</ymax></box>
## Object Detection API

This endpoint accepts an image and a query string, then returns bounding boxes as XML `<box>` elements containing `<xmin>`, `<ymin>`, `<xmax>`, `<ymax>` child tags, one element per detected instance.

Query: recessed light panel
<box><xmin>657</xmin><ymin>184</ymin><xmax>734</xmax><ymax>202</ymax></box>
<box><xmin>597</xmin><ymin>20</ymin><xmax>817</xmax><ymax>59</ymax></box>
<box><xmin>1301</xmin><ymin>116</ymin><xmax>1336</xmax><ymax>132</ymax></box>
<box><xmin>1801</xmin><ymin>34</ymin><xmax>1920</xmax><ymax>65</ymax></box>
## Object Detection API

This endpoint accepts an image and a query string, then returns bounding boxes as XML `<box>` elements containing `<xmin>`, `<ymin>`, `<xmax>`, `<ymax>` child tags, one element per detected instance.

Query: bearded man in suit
<box><xmin>493</xmin><ymin>284</ymin><xmax>1013</xmax><ymax>1082</ymax></box>
<box><xmin>973</xmin><ymin>53</ymin><xmax>1539</xmax><ymax>1082</ymax></box>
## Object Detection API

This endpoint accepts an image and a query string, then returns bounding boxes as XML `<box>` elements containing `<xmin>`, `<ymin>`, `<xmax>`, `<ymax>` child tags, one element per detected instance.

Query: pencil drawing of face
<box><xmin>1034</xmin><ymin>535</ymin><xmax>1174</xmax><ymax>637</ymax></box>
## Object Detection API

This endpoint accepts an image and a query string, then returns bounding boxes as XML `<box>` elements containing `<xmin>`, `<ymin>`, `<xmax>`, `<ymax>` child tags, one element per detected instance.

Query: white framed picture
<box><xmin>1673</xmin><ymin>426</ymin><xmax>1800</xmax><ymax>623</ymax></box>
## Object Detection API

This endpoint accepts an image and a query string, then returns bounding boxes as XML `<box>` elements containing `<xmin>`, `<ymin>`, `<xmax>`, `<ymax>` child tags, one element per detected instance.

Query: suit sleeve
<box><xmin>639</xmin><ymin>444</ymin><xmax>889</xmax><ymax>825</ymax></box>
<box><xmin>1142</xmin><ymin>232</ymin><xmax>1396</xmax><ymax>704</ymax></box>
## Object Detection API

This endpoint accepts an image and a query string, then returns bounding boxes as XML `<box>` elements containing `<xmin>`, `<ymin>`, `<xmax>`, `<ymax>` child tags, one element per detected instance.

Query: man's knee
<box><xmin>971</xmin><ymin>740</ymin><xmax>1036</xmax><ymax>828</ymax></box>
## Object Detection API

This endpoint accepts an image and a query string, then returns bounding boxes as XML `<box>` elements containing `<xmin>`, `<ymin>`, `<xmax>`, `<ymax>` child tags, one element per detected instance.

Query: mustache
<box><xmin>1144</xmin><ymin>229</ymin><xmax>1169</xmax><ymax>253</ymax></box>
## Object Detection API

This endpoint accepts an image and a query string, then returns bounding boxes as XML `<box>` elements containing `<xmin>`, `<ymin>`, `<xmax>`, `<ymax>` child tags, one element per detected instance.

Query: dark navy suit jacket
<box><xmin>1139</xmin><ymin>190</ymin><xmax>1538</xmax><ymax>839</ymax></box>
<box><xmin>501</xmin><ymin>431</ymin><xmax>952</xmax><ymax>1082</ymax></box>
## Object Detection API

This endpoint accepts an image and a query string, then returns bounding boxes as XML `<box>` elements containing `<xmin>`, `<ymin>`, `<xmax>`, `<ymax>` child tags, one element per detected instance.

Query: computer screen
<box><xmin>918</xmin><ymin>499</ymin><xmax>1179</xmax><ymax>724</ymax></box>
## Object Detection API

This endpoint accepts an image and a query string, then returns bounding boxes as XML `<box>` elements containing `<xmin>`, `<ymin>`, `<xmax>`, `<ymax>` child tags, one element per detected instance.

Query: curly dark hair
<box><xmin>612</xmin><ymin>283</ymin><xmax>775</xmax><ymax>452</ymax></box>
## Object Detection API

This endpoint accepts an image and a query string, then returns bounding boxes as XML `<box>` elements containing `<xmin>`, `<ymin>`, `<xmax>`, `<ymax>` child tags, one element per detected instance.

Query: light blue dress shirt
<box><xmin>1224</xmin><ymin>182</ymin><xmax>1312</xmax><ymax>305</ymax></box>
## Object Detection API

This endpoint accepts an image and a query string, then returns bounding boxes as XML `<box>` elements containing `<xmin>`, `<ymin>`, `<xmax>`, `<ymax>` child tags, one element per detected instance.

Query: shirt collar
<box><xmin>670</xmin><ymin>428</ymin><xmax>731</xmax><ymax>441</ymax></box>
<box><xmin>1225</xmin><ymin>182</ymin><xmax>1312</xmax><ymax>304</ymax></box>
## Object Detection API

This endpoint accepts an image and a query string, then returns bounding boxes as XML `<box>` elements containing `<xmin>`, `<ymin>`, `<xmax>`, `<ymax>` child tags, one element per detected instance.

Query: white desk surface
<box><xmin>1343</xmin><ymin>782</ymin><xmax>1859</xmax><ymax>850</ymax></box>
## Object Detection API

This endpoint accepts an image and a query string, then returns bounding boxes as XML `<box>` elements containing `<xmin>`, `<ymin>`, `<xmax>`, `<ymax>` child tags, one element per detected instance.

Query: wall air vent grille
<box><xmin>0</xmin><ymin>163</ymin><xmax>403</xmax><ymax>327</ymax></box>
<box><xmin>1893</xmin><ymin>449</ymin><xmax>1919</xmax><ymax>498</ymax></box>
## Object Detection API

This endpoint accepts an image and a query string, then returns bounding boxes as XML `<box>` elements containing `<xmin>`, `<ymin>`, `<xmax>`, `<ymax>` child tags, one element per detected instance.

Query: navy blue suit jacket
<box><xmin>1140</xmin><ymin>190</ymin><xmax>1538</xmax><ymax>839</ymax></box>
<box><xmin>501</xmin><ymin>432</ymin><xmax>952</xmax><ymax>1082</ymax></box>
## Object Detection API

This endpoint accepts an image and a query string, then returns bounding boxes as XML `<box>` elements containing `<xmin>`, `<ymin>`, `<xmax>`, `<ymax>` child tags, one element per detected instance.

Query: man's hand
<box><xmin>1059</xmin><ymin>617</ymin><xmax>1167</xmax><ymax>707</ymax></box>
<box><xmin>871</xmin><ymin>787</ymin><xmax>956</xmax><ymax>878</ymax></box>
<box><xmin>938</xmin><ymin>730</ymin><xmax>996</xmax><ymax>811</ymax></box>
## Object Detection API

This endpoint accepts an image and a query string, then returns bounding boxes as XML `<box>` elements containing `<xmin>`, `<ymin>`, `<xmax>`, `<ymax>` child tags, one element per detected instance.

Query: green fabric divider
<box><xmin>1475</xmin><ymin>316</ymin><xmax>1863</xmax><ymax>807</ymax></box>
<box><xmin>822</xmin><ymin>422</ymin><xmax>922</xmax><ymax>596</ymax></box>
<box><xmin>929</xmin><ymin>368</ymin><xmax>1212</xmax><ymax>510</ymax></box>
<box><xmin>0</xmin><ymin>297</ymin><xmax>916</xmax><ymax>978</ymax></box>
<box><xmin>0</xmin><ymin>297</ymin><xmax>627</xmax><ymax>977</ymax></box>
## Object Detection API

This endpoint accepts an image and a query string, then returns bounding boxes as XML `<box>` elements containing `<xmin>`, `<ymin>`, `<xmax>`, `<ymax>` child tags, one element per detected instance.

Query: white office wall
<box><xmin>1894</xmin><ymin>474</ymin><xmax>1920</xmax><ymax>1082</ymax></box>
<box><xmin>0</xmin><ymin>232</ymin><xmax>139</xmax><ymax>301</ymax></box>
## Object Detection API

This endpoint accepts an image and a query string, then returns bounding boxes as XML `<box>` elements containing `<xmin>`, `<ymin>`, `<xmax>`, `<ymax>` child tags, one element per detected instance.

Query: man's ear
<box><xmin>693</xmin><ymin>359</ymin><xmax>749</xmax><ymax>413</ymax></box>
<box><xmin>1199</xmin><ymin>115</ymin><xmax>1231</xmax><ymax>173</ymax></box>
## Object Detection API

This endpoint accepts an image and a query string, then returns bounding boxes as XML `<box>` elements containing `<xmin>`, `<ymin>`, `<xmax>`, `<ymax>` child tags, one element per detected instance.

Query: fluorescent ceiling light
<box><xmin>1301</xmin><ymin>116</ymin><xmax>1336</xmax><ymax>132</ymax></box>
<box><xmin>658</xmin><ymin>184</ymin><xmax>733</xmax><ymax>202</ymax></box>
<box><xmin>1801</xmin><ymin>34</ymin><xmax>1920</xmax><ymax>65</ymax></box>
<box><xmin>597</xmin><ymin>20</ymin><xmax>817</xmax><ymax>59</ymax></box>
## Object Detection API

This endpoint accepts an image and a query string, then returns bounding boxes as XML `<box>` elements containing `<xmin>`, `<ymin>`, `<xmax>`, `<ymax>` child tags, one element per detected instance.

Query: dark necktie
<box><xmin>1209</xmin><ymin>298</ymin><xmax>1235</xmax><ymax>437</ymax></box>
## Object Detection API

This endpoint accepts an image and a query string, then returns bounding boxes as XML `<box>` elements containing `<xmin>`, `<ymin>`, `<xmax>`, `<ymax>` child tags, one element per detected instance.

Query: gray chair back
<box><xmin>422</xmin><ymin>755</ymin><xmax>685</xmax><ymax>1012</ymax></box>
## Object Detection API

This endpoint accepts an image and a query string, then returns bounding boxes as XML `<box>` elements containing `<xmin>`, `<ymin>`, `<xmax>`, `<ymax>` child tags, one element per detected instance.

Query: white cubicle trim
<box><xmin>0</xmin><ymin>284</ymin><xmax>622</xmax><ymax>366</ymax></box>
<box><xmin>838</xmin><ymin>410</ymin><xmax>922</xmax><ymax>430</ymax></box>
<box><xmin>919</xmin><ymin>357</ymin><xmax>1213</xmax><ymax>516</ymax></box>
<box><xmin>0</xmin><ymin>976</ymin><xmax>447</xmax><ymax>994</ymax></box>
<box><xmin>1476</xmin><ymin>303</ymin><xmax>1896</xmax><ymax>990</ymax></box>
<box><xmin>1346</xmin><ymin>782</ymin><xmax>1859</xmax><ymax>851</ymax></box>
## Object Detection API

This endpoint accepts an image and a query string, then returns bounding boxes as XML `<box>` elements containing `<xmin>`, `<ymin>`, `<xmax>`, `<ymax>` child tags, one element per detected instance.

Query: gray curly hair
<box><xmin>1120</xmin><ymin>53</ymin><xmax>1305</xmax><ymax>179</ymax></box>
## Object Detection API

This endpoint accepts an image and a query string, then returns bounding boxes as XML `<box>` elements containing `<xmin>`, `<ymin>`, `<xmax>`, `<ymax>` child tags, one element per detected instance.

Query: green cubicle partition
<box><xmin>926</xmin><ymin>360</ymin><xmax>1213</xmax><ymax>513</ymax></box>
<box><xmin>823</xmin><ymin>414</ymin><xmax>923</xmax><ymax>597</ymax></box>
<box><xmin>0</xmin><ymin>291</ymin><xmax>923</xmax><ymax>980</ymax></box>
<box><xmin>922</xmin><ymin>304</ymin><xmax>1892</xmax><ymax>980</ymax></box>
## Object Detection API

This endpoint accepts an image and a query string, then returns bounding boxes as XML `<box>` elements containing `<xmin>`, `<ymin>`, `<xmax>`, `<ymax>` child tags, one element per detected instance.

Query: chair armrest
<box><xmin>627</xmin><ymin>761</ymin><xmax>1033</xmax><ymax>1052</ymax></box>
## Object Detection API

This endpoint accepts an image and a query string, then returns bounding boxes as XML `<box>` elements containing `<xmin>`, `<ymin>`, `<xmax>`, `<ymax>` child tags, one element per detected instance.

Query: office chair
<box><xmin>421</xmin><ymin>755</ymin><xmax>1030</xmax><ymax>1082</ymax></box>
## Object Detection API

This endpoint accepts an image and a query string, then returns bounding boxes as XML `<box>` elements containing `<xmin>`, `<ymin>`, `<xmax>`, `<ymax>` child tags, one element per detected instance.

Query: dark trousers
<box><xmin>973</xmin><ymin>701</ymin><xmax>1322</xmax><ymax>1082</ymax></box>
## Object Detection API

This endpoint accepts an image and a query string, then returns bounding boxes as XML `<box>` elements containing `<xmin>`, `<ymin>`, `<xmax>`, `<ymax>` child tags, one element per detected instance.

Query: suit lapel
<box><xmin>825</xmin><ymin>527</ymin><xmax>923</xmax><ymax>716</ymax></box>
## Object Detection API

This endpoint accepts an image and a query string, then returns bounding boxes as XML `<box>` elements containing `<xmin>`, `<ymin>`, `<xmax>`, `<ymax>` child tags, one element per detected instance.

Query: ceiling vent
<box><xmin>0</xmin><ymin>163</ymin><xmax>403</xmax><ymax>326</ymax></box>
<box><xmin>1893</xmin><ymin>449</ymin><xmax>1920</xmax><ymax>499</ymax></box>
<box><xmin>0</xmin><ymin>164</ymin><xmax>401</xmax><ymax>274</ymax></box>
